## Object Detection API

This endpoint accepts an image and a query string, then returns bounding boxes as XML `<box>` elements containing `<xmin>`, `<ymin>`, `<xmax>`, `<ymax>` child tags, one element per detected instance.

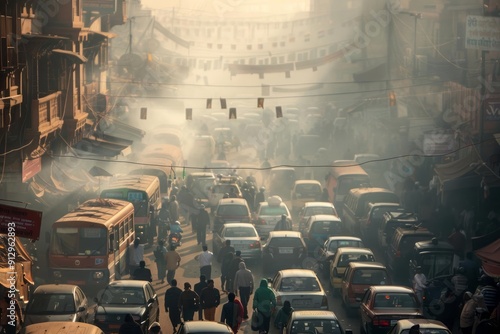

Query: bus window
<box><xmin>50</xmin><ymin>227</ymin><xmax>107</xmax><ymax>256</ymax></box>
<box><xmin>119</xmin><ymin>224</ymin><xmax>124</xmax><ymax>241</ymax></box>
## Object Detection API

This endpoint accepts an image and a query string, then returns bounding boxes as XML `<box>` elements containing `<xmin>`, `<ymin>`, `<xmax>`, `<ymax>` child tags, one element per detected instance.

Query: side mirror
<box><xmin>148</xmin><ymin>297</ymin><xmax>155</xmax><ymax>305</ymax></box>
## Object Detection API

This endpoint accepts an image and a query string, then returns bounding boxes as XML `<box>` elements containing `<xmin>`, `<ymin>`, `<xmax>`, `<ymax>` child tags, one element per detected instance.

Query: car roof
<box><xmin>326</xmin><ymin>236</ymin><xmax>362</xmax><ymax>242</ymax></box>
<box><xmin>336</xmin><ymin>247</ymin><xmax>373</xmax><ymax>255</ymax></box>
<box><xmin>23</xmin><ymin>322</ymin><xmax>104</xmax><ymax>334</ymax></box>
<box><xmin>309</xmin><ymin>214</ymin><xmax>341</xmax><ymax>222</ymax></box>
<box><xmin>369</xmin><ymin>285</ymin><xmax>415</xmax><ymax>293</ymax></box>
<box><xmin>269</xmin><ymin>231</ymin><xmax>302</xmax><ymax>238</ymax></box>
<box><xmin>218</xmin><ymin>198</ymin><xmax>248</xmax><ymax>205</ymax></box>
<box><xmin>347</xmin><ymin>262</ymin><xmax>387</xmax><ymax>269</ymax></box>
<box><xmin>304</xmin><ymin>202</ymin><xmax>334</xmax><ymax>208</ymax></box>
<box><xmin>33</xmin><ymin>284</ymin><xmax>79</xmax><ymax>294</ymax></box>
<box><xmin>368</xmin><ymin>202</ymin><xmax>401</xmax><ymax>208</ymax></box>
<box><xmin>278</xmin><ymin>269</ymin><xmax>318</xmax><ymax>278</ymax></box>
<box><xmin>290</xmin><ymin>310</ymin><xmax>339</xmax><ymax>320</ymax></box>
<box><xmin>107</xmin><ymin>280</ymin><xmax>148</xmax><ymax>288</ymax></box>
<box><xmin>182</xmin><ymin>321</ymin><xmax>232</xmax><ymax>333</ymax></box>
<box><xmin>294</xmin><ymin>180</ymin><xmax>321</xmax><ymax>185</ymax></box>
<box><xmin>223</xmin><ymin>223</ymin><xmax>256</xmax><ymax>229</ymax></box>
<box><xmin>395</xmin><ymin>318</ymin><xmax>450</xmax><ymax>330</ymax></box>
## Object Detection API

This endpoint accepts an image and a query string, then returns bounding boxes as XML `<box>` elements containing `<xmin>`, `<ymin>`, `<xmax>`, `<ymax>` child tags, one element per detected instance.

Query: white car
<box><xmin>254</xmin><ymin>197</ymin><xmax>291</xmax><ymax>237</ymax></box>
<box><xmin>270</xmin><ymin>269</ymin><xmax>328</xmax><ymax>312</ymax></box>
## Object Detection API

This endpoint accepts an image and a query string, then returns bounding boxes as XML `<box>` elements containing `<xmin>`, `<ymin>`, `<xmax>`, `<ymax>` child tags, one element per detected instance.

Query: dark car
<box><xmin>93</xmin><ymin>280</ymin><xmax>160</xmax><ymax>334</ymax></box>
<box><xmin>359</xmin><ymin>286</ymin><xmax>423</xmax><ymax>334</ymax></box>
<box><xmin>359</xmin><ymin>202</ymin><xmax>402</xmax><ymax>242</ymax></box>
<box><xmin>377</xmin><ymin>211</ymin><xmax>418</xmax><ymax>249</ymax></box>
<box><xmin>213</xmin><ymin>198</ymin><xmax>252</xmax><ymax>231</ymax></box>
<box><xmin>24</xmin><ymin>284</ymin><xmax>95</xmax><ymax>326</ymax></box>
<box><xmin>262</xmin><ymin>231</ymin><xmax>307</xmax><ymax>273</ymax></box>
<box><xmin>385</xmin><ymin>227</ymin><xmax>434</xmax><ymax>284</ymax></box>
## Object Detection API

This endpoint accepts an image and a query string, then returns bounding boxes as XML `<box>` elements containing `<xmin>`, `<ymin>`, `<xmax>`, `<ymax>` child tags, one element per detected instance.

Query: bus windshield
<box><xmin>50</xmin><ymin>227</ymin><xmax>107</xmax><ymax>256</ymax></box>
<box><xmin>337</xmin><ymin>176</ymin><xmax>370</xmax><ymax>194</ymax></box>
<box><xmin>101</xmin><ymin>190</ymin><xmax>149</xmax><ymax>216</ymax></box>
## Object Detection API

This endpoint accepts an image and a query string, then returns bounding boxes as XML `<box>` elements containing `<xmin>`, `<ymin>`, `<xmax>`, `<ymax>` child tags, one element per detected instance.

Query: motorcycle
<box><xmin>168</xmin><ymin>221</ymin><xmax>183</xmax><ymax>248</ymax></box>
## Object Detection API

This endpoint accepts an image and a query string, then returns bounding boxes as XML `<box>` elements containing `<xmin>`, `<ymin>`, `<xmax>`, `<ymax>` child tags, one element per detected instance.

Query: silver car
<box><xmin>212</xmin><ymin>223</ymin><xmax>262</xmax><ymax>261</ymax></box>
<box><xmin>254</xmin><ymin>201</ymin><xmax>291</xmax><ymax>237</ymax></box>
<box><xmin>24</xmin><ymin>284</ymin><xmax>95</xmax><ymax>326</ymax></box>
<box><xmin>270</xmin><ymin>269</ymin><xmax>328</xmax><ymax>313</ymax></box>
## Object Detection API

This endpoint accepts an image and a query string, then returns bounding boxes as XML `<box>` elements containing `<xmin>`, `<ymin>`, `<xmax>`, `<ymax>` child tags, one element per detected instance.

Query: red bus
<box><xmin>47</xmin><ymin>199</ymin><xmax>135</xmax><ymax>289</ymax></box>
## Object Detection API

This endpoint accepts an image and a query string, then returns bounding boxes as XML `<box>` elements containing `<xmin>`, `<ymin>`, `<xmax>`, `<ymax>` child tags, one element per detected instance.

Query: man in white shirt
<box><xmin>128</xmin><ymin>237</ymin><xmax>144</xmax><ymax>275</ymax></box>
<box><xmin>196</xmin><ymin>245</ymin><xmax>214</xmax><ymax>280</ymax></box>
<box><xmin>413</xmin><ymin>266</ymin><xmax>427</xmax><ymax>308</ymax></box>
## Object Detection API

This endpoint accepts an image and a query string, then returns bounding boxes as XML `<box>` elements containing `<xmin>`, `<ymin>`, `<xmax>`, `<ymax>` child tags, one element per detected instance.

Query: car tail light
<box><xmin>321</xmin><ymin>295</ymin><xmax>328</xmax><ymax>308</ymax></box>
<box><xmin>373</xmin><ymin>318</ymin><xmax>390</xmax><ymax>327</ymax></box>
<box><xmin>250</xmin><ymin>241</ymin><xmax>261</xmax><ymax>248</ymax></box>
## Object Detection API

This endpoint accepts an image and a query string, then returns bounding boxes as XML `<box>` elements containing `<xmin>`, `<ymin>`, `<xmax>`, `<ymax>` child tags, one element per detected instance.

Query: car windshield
<box><xmin>289</xmin><ymin>320</ymin><xmax>342</xmax><ymax>334</ymax></box>
<box><xmin>268</xmin><ymin>237</ymin><xmax>303</xmax><ymax>247</ymax></box>
<box><xmin>99</xmin><ymin>286</ymin><xmax>145</xmax><ymax>305</ymax></box>
<box><xmin>50</xmin><ymin>227</ymin><xmax>107</xmax><ymax>256</ymax></box>
<box><xmin>328</xmin><ymin>240</ymin><xmax>363</xmax><ymax>252</ymax></box>
<box><xmin>373</xmin><ymin>293</ymin><xmax>418</xmax><ymax>308</ymax></box>
<box><xmin>295</xmin><ymin>183</ymin><xmax>321</xmax><ymax>195</ymax></box>
<box><xmin>279</xmin><ymin>277</ymin><xmax>321</xmax><ymax>292</ymax></box>
<box><xmin>304</xmin><ymin>207</ymin><xmax>336</xmax><ymax>217</ymax></box>
<box><xmin>260</xmin><ymin>205</ymin><xmax>287</xmax><ymax>215</ymax></box>
<box><xmin>311</xmin><ymin>221</ymin><xmax>342</xmax><ymax>235</ymax></box>
<box><xmin>224</xmin><ymin>226</ymin><xmax>257</xmax><ymax>238</ymax></box>
<box><xmin>352</xmin><ymin>269</ymin><xmax>389</xmax><ymax>285</ymax></box>
<box><xmin>213</xmin><ymin>184</ymin><xmax>238</xmax><ymax>194</ymax></box>
<box><xmin>28</xmin><ymin>293</ymin><xmax>75</xmax><ymax>315</ymax></box>
<box><xmin>217</xmin><ymin>205</ymin><xmax>248</xmax><ymax>216</ymax></box>
<box><xmin>337</xmin><ymin>253</ymin><xmax>375</xmax><ymax>267</ymax></box>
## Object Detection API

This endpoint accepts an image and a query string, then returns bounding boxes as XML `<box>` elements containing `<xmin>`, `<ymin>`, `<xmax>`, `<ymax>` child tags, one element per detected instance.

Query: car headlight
<box><xmin>93</xmin><ymin>271</ymin><xmax>104</xmax><ymax>279</ymax></box>
<box><xmin>53</xmin><ymin>271</ymin><xmax>61</xmax><ymax>278</ymax></box>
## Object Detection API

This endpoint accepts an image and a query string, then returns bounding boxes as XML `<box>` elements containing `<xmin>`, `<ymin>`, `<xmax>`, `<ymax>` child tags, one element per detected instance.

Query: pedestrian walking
<box><xmin>221</xmin><ymin>292</ymin><xmax>244</xmax><ymax>334</ymax></box>
<box><xmin>460</xmin><ymin>293</ymin><xmax>485</xmax><ymax>334</ymax></box>
<box><xmin>194</xmin><ymin>275</ymin><xmax>208</xmax><ymax>320</ymax></box>
<box><xmin>413</xmin><ymin>266</ymin><xmax>427</xmax><ymax>308</ymax></box>
<box><xmin>274</xmin><ymin>300</ymin><xmax>294</xmax><ymax>333</ymax></box>
<box><xmin>119</xmin><ymin>313</ymin><xmax>142</xmax><ymax>334</ymax></box>
<box><xmin>221</xmin><ymin>251</ymin><xmax>234</xmax><ymax>293</ymax></box>
<box><xmin>132</xmin><ymin>260</ymin><xmax>152</xmax><ymax>282</ymax></box>
<box><xmin>165</xmin><ymin>245</ymin><xmax>181</xmax><ymax>285</ymax></box>
<box><xmin>153</xmin><ymin>239</ymin><xmax>168</xmax><ymax>283</ymax></box>
<box><xmin>164</xmin><ymin>279</ymin><xmax>182</xmax><ymax>333</ymax></box>
<box><xmin>252</xmin><ymin>278</ymin><xmax>276</xmax><ymax>334</ymax></box>
<box><xmin>233</xmin><ymin>261</ymin><xmax>254</xmax><ymax>319</ymax></box>
<box><xmin>254</xmin><ymin>187</ymin><xmax>266</xmax><ymax>212</ymax></box>
<box><xmin>169</xmin><ymin>195</ymin><xmax>180</xmax><ymax>223</ymax></box>
<box><xmin>227</xmin><ymin>251</ymin><xmax>244</xmax><ymax>293</ymax></box>
<box><xmin>147</xmin><ymin>322</ymin><xmax>162</xmax><ymax>334</ymax></box>
<box><xmin>200</xmin><ymin>279</ymin><xmax>221</xmax><ymax>321</ymax></box>
<box><xmin>196</xmin><ymin>205</ymin><xmax>210</xmax><ymax>245</ymax></box>
<box><xmin>128</xmin><ymin>237</ymin><xmax>144</xmax><ymax>275</ymax></box>
<box><xmin>274</xmin><ymin>214</ymin><xmax>292</xmax><ymax>231</ymax></box>
<box><xmin>178</xmin><ymin>282</ymin><xmax>200</xmax><ymax>322</ymax></box>
<box><xmin>196</xmin><ymin>245</ymin><xmax>214</xmax><ymax>280</ymax></box>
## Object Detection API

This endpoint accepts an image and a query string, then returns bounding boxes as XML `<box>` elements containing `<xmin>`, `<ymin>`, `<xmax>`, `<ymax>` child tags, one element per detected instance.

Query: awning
<box><xmin>98</xmin><ymin>117</ymin><xmax>146</xmax><ymax>140</ymax></box>
<box><xmin>434</xmin><ymin>154</ymin><xmax>481</xmax><ymax>191</ymax></box>
<box><xmin>95</xmin><ymin>132</ymin><xmax>133</xmax><ymax>146</ymax></box>
<box><xmin>52</xmin><ymin>49</ymin><xmax>88</xmax><ymax>64</ymax></box>
<box><xmin>473</xmin><ymin>229</ymin><xmax>500</xmax><ymax>277</ymax></box>
<box><xmin>22</xmin><ymin>33</ymin><xmax>68</xmax><ymax>41</ymax></box>
<box><xmin>74</xmin><ymin>137</ymin><xmax>132</xmax><ymax>157</ymax></box>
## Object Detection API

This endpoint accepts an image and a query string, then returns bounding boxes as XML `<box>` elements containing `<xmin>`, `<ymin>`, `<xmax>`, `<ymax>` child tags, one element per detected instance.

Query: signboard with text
<box><xmin>465</xmin><ymin>15</ymin><xmax>500</xmax><ymax>51</ymax></box>
<box><xmin>0</xmin><ymin>204</ymin><xmax>43</xmax><ymax>241</ymax></box>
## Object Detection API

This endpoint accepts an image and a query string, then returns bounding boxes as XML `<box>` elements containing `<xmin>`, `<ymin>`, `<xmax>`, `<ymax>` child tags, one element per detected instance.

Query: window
<box><xmin>290</xmin><ymin>320</ymin><xmax>342</xmax><ymax>334</ymax></box>
<box><xmin>28</xmin><ymin>294</ymin><xmax>75</xmax><ymax>315</ymax></box>
<box><xmin>268</xmin><ymin>237</ymin><xmax>302</xmax><ymax>248</ymax></box>
<box><xmin>224</xmin><ymin>227</ymin><xmax>256</xmax><ymax>238</ymax></box>
<box><xmin>279</xmin><ymin>277</ymin><xmax>320</xmax><ymax>292</ymax></box>
<box><xmin>50</xmin><ymin>227</ymin><xmax>107</xmax><ymax>256</ymax></box>
<box><xmin>373</xmin><ymin>293</ymin><xmax>417</xmax><ymax>308</ymax></box>
<box><xmin>119</xmin><ymin>224</ymin><xmax>124</xmax><ymax>241</ymax></box>
<box><xmin>260</xmin><ymin>205</ymin><xmax>287</xmax><ymax>215</ymax></box>
<box><xmin>352</xmin><ymin>269</ymin><xmax>388</xmax><ymax>285</ymax></box>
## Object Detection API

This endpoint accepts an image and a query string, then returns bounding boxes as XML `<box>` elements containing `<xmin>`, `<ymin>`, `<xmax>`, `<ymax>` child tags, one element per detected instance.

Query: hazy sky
<box><xmin>140</xmin><ymin>0</ymin><xmax>311</xmax><ymax>14</ymax></box>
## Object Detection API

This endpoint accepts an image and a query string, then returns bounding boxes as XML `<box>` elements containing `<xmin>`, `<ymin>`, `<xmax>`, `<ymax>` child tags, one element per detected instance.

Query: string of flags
<box><xmin>185</xmin><ymin>98</ymin><xmax>283</xmax><ymax>120</ymax></box>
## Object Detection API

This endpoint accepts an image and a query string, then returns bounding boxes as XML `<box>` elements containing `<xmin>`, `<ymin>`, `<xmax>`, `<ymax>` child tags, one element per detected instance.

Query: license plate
<box><xmin>109</xmin><ymin>324</ymin><xmax>121</xmax><ymax>329</ymax></box>
<box><xmin>279</xmin><ymin>247</ymin><xmax>293</xmax><ymax>254</ymax></box>
<box><xmin>67</xmin><ymin>280</ymin><xmax>86</xmax><ymax>285</ymax></box>
<box><xmin>293</xmin><ymin>299</ymin><xmax>312</xmax><ymax>307</ymax></box>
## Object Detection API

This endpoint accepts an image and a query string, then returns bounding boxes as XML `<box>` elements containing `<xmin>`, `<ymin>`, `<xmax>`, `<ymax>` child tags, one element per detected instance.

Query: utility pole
<box><xmin>411</xmin><ymin>13</ymin><xmax>422</xmax><ymax>77</ymax></box>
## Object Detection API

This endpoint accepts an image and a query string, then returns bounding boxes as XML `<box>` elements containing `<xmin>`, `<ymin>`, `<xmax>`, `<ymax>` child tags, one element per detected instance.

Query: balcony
<box><xmin>29</xmin><ymin>91</ymin><xmax>64</xmax><ymax>136</ymax></box>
